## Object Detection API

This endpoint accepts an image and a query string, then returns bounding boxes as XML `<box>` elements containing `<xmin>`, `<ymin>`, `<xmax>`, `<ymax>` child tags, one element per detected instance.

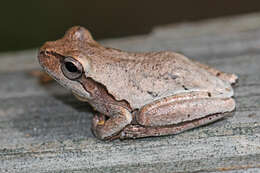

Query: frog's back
<box><xmin>88</xmin><ymin>49</ymin><xmax>233</xmax><ymax>109</ymax></box>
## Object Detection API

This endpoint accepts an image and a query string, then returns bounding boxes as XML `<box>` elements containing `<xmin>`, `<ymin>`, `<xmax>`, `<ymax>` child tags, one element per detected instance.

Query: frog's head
<box><xmin>38</xmin><ymin>26</ymin><xmax>95</xmax><ymax>100</ymax></box>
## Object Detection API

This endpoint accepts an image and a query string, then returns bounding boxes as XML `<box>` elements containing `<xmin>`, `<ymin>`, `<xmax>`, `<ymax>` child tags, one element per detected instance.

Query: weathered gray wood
<box><xmin>1</xmin><ymin>13</ymin><xmax>260</xmax><ymax>172</ymax></box>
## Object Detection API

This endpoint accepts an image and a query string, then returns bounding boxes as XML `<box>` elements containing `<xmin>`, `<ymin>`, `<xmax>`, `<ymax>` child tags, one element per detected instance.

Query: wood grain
<box><xmin>0</xmin><ymin>13</ymin><xmax>260</xmax><ymax>173</ymax></box>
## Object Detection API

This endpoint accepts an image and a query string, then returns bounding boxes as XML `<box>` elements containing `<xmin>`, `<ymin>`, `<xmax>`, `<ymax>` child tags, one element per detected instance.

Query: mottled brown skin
<box><xmin>38</xmin><ymin>26</ymin><xmax>238</xmax><ymax>140</ymax></box>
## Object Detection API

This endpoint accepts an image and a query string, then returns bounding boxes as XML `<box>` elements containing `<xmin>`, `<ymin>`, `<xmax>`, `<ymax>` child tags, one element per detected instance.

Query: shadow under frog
<box><xmin>11</xmin><ymin>81</ymin><xmax>95</xmax><ymax>141</ymax></box>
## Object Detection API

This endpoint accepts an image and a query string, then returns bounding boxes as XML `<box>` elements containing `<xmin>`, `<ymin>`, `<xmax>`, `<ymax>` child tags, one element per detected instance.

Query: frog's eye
<box><xmin>61</xmin><ymin>57</ymin><xmax>83</xmax><ymax>80</ymax></box>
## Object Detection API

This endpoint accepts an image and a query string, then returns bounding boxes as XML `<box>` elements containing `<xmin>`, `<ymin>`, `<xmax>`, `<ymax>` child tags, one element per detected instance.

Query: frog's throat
<box><xmin>72</xmin><ymin>92</ymin><xmax>89</xmax><ymax>102</ymax></box>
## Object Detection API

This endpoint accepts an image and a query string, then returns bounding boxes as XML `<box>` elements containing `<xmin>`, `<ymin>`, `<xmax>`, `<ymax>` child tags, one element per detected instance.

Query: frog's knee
<box><xmin>223</xmin><ymin>98</ymin><xmax>236</xmax><ymax>112</ymax></box>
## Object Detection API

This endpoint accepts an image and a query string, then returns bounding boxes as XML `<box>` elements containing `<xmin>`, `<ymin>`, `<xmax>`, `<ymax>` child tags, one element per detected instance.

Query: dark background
<box><xmin>1</xmin><ymin>0</ymin><xmax>260</xmax><ymax>52</ymax></box>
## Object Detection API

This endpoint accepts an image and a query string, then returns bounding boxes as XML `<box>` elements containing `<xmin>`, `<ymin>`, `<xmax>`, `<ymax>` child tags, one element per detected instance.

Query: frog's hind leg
<box><xmin>137</xmin><ymin>92</ymin><xmax>235</xmax><ymax>127</ymax></box>
<box><xmin>120</xmin><ymin>92</ymin><xmax>235</xmax><ymax>139</ymax></box>
<box><xmin>120</xmin><ymin>112</ymin><xmax>229</xmax><ymax>139</ymax></box>
<box><xmin>191</xmin><ymin>59</ymin><xmax>238</xmax><ymax>85</ymax></box>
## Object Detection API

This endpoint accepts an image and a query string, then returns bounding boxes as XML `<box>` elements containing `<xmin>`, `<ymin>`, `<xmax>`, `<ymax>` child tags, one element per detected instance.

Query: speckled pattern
<box><xmin>38</xmin><ymin>27</ymin><xmax>236</xmax><ymax>109</ymax></box>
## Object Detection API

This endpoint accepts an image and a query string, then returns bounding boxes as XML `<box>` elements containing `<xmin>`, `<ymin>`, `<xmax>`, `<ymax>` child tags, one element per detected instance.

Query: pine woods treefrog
<box><xmin>38</xmin><ymin>26</ymin><xmax>238</xmax><ymax>140</ymax></box>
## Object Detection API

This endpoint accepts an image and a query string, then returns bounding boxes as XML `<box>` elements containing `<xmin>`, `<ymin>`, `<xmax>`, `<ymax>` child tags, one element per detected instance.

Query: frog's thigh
<box><xmin>136</xmin><ymin>93</ymin><xmax>235</xmax><ymax>127</ymax></box>
<box><xmin>92</xmin><ymin>106</ymin><xmax>132</xmax><ymax>140</ymax></box>
<box><xmin>120</xmin><ymin>112</ymin><xmax>229</xmax><ymax>139</ymax></box>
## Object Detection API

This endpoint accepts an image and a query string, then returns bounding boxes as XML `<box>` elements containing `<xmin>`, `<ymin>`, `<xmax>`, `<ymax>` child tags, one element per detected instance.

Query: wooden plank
<box><xmin>1</xmin><ymin>13</ymin><xmax>260</xmax><ymax>172</ymax></box>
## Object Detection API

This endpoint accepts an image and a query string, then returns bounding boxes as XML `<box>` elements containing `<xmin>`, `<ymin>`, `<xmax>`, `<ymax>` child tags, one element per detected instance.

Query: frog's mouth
<box><xmin>72</xmin><ymin>91</ymin><xmax>89</xmax><ymax>102</ymax></box>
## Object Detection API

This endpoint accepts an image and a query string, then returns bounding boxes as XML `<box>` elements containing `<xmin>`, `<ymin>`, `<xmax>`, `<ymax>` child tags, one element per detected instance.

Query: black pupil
<box><xmin>65</xmin><ymin>62</ymin><xmax>78</xmax><ymax>73</ymax></box>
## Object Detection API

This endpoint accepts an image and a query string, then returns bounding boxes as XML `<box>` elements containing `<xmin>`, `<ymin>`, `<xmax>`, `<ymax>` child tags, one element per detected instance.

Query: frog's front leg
<box><xmin>30</xmin><ymin>70</ymin><xmax>54</xmax><ymax>84</ymax></box>
<box><xmin>91</xmin><ymin>104</ymin><xmax>132</xmax><ymax>140</ymax></box>
<box><xmin>120</xmin><ymin>92</ymin><xmax>235</xmax><ymax>139</ymax></box>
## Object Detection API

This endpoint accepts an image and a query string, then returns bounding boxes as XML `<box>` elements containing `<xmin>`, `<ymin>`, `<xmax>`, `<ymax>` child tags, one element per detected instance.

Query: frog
<box><xmin>38</xmin><ymin>26</ymin><xmax>238</xmax><ymax>140</ymax></box>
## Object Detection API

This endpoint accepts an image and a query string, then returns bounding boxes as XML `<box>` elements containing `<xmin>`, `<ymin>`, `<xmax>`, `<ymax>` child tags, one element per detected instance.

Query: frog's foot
<box><xmin>91</xmin><ymin>106</ymin><xmax>132</xmax><ymax>140</ymax></box>
<box><xmin>120</xmin><ymin>112</ymin><xmax>229</xmax><ymax>139</ymax></box>
<box><xmin>120</xmin><ymin>92</ymin><xmax>235</xmax><ymax>139</ymax></box>
<box><xmin>91</xmin><ymin>113</ymin><xmax>106</xmax><ymax>138</ymax></box>
<box><xmin>191</xmin><ymin>60</ymin><xmax>238</xmax><ymax>85</ymax></box>
<box><xmin>30</xmin><ymin>70</ymin><xmax>54</xmax><ymax>84</ymax></box>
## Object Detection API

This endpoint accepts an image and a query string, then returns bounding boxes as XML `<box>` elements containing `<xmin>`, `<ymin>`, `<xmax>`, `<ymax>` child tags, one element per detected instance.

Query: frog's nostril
<box><xmin>38</xmin><ymin>51</ymin><xmax>45</xmax><ymax>56</ymax></box>
<box><xmin>39</xmin><ymin>50</ymin><xmax>50</xmax><ymax>57</ymax></box>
